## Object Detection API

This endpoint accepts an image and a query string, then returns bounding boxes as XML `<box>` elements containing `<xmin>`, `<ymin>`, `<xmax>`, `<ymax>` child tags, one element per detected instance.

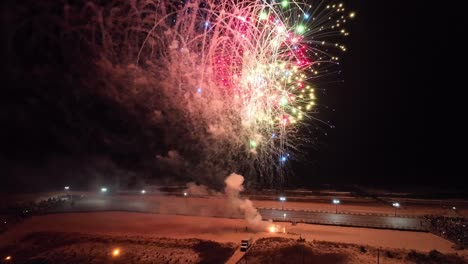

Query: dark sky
<box><xmin>293</xmin><ymin>0</ymin><xmax>443</xmax><ymax>188</ymax></box>
<box><xmin>1</xmin><ymin>0</ymin><xmax>454</xmax><ymax>191</ymax></box>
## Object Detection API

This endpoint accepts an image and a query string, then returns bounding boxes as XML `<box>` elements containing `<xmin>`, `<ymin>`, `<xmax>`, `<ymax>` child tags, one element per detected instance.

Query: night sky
<box><xmin>293</xmin><ymin>1</ymin><xmax>434</xmax><ymax>187</ymax></box>
<box><xmin>1</xmin><ymin>1</ymin><xmax>453</xmax><ymax>192</ymax></box>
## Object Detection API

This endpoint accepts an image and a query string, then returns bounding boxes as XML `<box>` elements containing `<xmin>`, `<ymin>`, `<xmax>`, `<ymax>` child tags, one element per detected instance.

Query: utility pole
<box><xmin>377</xmin><ymin>248</ymin><xmax>380</xmax><ymax>264</ymax></box>
<box><xmin>302</xmin><ymin>245</ymin><xmax>304</xmax><ymax>264</ymax></box>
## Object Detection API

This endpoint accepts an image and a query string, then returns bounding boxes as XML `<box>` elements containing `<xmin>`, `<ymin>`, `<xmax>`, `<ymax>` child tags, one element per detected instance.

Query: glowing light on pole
<box><xmin>392</xmin><ymin>202</ymin><xmax>400</xmax><ymax>216</ymax></box>
<box><xmin>332</xmin><ymin>199</ymin><xmax>340</xmax><ymax>213</ymax></box>
<box><xmin>279</xmin><ymin>196</ymin><xmax>286</xmax><ymax>210</ymax></box>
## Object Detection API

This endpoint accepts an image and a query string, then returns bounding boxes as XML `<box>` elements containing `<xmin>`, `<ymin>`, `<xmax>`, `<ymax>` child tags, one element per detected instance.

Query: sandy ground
<box><xmin>1</xmin><ymin>212</ymin><xmax>465</xmax><ymax>257</ymax></box>
<box><xmin>243</xmin><ymin>237</ymin><xmax>468</xmax><ymax>264</ymax></box>
<box><xmin>0</xmin><ymin>232</ymin><xmax>236</xmax><ymax>264</ymax></box>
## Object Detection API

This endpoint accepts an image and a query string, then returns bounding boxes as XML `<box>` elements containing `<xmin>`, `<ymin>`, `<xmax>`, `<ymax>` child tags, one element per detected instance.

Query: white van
<box><xmin>240</xmin><ymin>238</ymin><xmax>253</xmax><ymax>251</ymax></box>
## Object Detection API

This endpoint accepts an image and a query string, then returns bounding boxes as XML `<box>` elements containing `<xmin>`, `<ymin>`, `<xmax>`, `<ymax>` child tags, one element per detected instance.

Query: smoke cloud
<box><xmin>185</xmin><ymin>182</ymin><xmax>217</xmax><ymax>196</ymax></box>
<box><xmin>224</xmin><ymin>173</ymin><xmax>264</xmax><ymax>228</ymax></box>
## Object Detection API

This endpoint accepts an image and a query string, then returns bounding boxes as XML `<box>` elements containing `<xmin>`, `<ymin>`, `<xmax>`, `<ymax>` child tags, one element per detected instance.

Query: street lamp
<box><xmin>183</xmin><ymin>192</ymin><xmax>189</xmax><ymax>209</ymax></box>
<box><xmin>141</xmin><ymin>190</ymin><xmax>146</xmax><ymax>194</ymax></box>
<box><xmin>101</xmin><ymin>187</ymin><xmax>108</xmax><ymax>193</ymax></box>
<box><xmin>64</xmin><ymin>186</ymin><xmax>72</xmax><ymax>202</ymax></box>
<box><xmin>283</xmin><ymin>213</ymin><xmax>287</xmax><ymax>233</ymax></box>
<box><xmin>279</xmin><ymin>196</ymin><xmax>286</xmax><ymax>210</ymax></box>
<box><xmin>332</xmin><ymin>199</ymin><xmax>340</xmax><ymax>213</ymax></box>
<box><xmin>392</xmin><ymin>202</ymin><xmax>400</xmax><ymax>216</ymax></box>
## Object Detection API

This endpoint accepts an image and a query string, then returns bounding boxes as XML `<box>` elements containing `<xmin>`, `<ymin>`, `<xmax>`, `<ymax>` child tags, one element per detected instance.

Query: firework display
<box><xmin>65</xmin><ymin>0</ymin><xmax>354</xmax><ymax>183</ymax></box>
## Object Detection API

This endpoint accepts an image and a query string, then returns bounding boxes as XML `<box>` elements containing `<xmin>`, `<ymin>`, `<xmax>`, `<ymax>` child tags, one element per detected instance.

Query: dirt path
<box><xmin>1</xmin><ymin>212</ymin><xmax>462</xmax><ymax>256</ymax></box>
<box><xmin>225</xmin><ymin>234</ymin><xmax>261</xmax><ymax>264</ymax></box>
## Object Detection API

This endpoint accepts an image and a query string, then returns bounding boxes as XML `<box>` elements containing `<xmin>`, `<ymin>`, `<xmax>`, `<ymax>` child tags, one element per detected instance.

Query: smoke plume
<box><xmin>185</xmin><ymin>182</ymin><xmax>218</xmax><ymax>196</ymax></box>
<box><xmin>224</xmin><ymin>173</ymin><xmax>264</xmax><ymax>228</ymax></box>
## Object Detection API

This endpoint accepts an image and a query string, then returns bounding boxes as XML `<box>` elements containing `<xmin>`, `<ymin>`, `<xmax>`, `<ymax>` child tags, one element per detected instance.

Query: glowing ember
<box><xmin>269</xmin><ymin>225</ymin><xmax>278</xmax><ymax>233</ymax></box>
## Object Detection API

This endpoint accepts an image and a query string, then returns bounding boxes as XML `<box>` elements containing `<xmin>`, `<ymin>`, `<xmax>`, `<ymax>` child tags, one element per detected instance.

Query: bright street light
<box><xmin>183</xmin><ymin>192</ymin><xmax>188</xmax><ymax>196</ymax></box>
<box><xmin>101</xmin><ymin>187</ymin><xmax>108</xmax><ymax>193</ymax></box>
<box><xmin>392</xmin><ymin>202</ymin><xmax>400</xmax><ymax>216</ymax></box>
<box><xmin>279</xmin><ymin>196</ymin><xmax>286</xmax><ymax>210</ymax></box>
<box><xmin>64</xmin><ymin>186</ymin><xmax>70</xmax><ymax>190</ymax></box>
<box><xmin>141</xmin><ymin>190</ymin><xmax>146</xmax><ymax>194</ymax></box>
<box><xmin>332</xmin><ymin>199</ymin><xmax>340</xmax><ymax>213</ymax></box>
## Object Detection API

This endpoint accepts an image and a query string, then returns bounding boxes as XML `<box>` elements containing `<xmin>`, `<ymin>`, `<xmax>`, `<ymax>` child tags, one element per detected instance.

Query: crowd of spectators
<box><xmin>424</xmin><ymin>215</ymin><xmax>468</xmax><ymax>247</ymax></box>
<box><xmin>1</xmin><ymin>195</ymin><xmax>77</xmax><ymax>234</ymax></box>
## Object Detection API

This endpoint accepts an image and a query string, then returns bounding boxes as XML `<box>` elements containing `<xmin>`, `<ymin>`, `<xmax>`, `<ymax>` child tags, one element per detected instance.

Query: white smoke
<box><xmin>224</xmin><ymin>173</ymin><xmax>265</xmax><ymax>228</ymax></box>
<box><xmin>156</xmin><ymin>150</ymin><xmax>184</xmax><ymax>166</ymax></box>
<box><xmin>185</xmin><ymin>182</ymin><xmax>212</xmax><ymax>196</ymax></box>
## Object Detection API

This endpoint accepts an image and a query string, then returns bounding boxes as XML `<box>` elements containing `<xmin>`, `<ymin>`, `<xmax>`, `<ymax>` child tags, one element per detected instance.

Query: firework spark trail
<box><xmin>65</xmin><ymin>0</ymin><xmax>354</xmax><ymax>184</ymax></box>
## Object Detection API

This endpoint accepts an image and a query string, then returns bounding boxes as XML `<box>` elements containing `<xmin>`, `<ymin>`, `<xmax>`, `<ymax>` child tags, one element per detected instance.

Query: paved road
<box><xmin>258</xmin><ymin>209</ymin><xmax>425</xmax><ymax>231</ymax></box>
<box><xmin>49</xmin><ymin>194</ymin><xmax>426</xmax><ymax>231</ymax></box>
<box><xmin>225</xmin><ymin>248</ymin><xmax>245</xmax><ymax>264</ymax></box>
